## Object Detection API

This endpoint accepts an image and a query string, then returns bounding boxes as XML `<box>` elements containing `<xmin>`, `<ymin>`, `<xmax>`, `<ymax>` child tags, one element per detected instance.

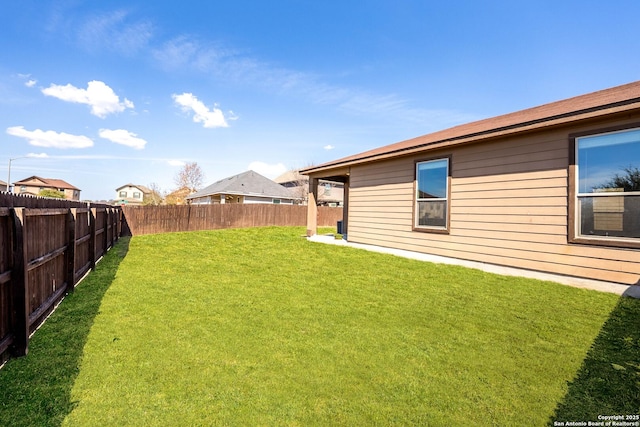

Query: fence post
<box><xmin>10</xmin><ymin>208</ymin><xmax>29</xmax><ymax>356</ymax></box>
<box><xmin>115</xmin><ymin>208</ymin><xmax>121</xmax><ymax>241</ymax></box>
<box><xmin>109</xmin><ymin>208</ymin><xmax>115</xmax><ymax>247</ymax></box>
<box><xmin>89</xmin><ymin>208</ymin><xmax>96</xmax><ymax>269</ymax></box>
<box><xmin>102</xmin><ymin>208</ymin><xmax>108</xmax><ymax>255</ymax></box>
<box><xmin>66</xmin><ymin>209</ymin><xmax>77</xmax><ymax>292</ymax></box>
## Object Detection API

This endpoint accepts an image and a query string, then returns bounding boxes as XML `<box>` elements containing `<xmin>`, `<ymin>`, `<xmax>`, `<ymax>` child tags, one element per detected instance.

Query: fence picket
<box><xmin>10</xmin><ymin>208</ymin><xmax>28</xmax><ymax>357</ymax></box>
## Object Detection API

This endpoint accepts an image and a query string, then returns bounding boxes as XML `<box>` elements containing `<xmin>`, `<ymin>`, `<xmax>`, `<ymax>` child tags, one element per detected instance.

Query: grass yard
<box><xmin>0</xmin><ymin>227</ymin><xmax>638</xmax><ymax>426</ymax></box>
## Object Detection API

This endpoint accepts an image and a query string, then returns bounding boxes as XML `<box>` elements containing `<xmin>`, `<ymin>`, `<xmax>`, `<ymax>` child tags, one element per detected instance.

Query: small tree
<box><xmin>174</xmin><ymin>162</ymin><xmax>204</xmax><ymax>193</ymax></box>
<box><xmin>598</xmin><ymin>166</ymin><xmax>640</xmax><ymax>192</ymax></box>
<box><xmin>38</xmin><ymin>189</ymin><xmax>65</xmax><ymax>199</ymax></box>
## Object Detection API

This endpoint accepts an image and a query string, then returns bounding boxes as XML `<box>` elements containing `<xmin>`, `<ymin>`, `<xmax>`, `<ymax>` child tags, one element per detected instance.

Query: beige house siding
<box><xmin>345</xmin><ymin>117</ymin><xmax>640</xmax><ymax>285</ymax></box>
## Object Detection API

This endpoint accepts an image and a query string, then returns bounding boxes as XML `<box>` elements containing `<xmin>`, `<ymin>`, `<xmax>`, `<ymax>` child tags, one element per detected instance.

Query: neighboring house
<box><xmin>302</xmin><ymin>80</ymin><xmax>640</xmax><ymax>285</ymax></box>
<box><xmin>274</xmin><ymin>169</ymin><xmax>344</xmax><ymax>206</ymax></box>
<box><xmin>187</xmin><ymin>170</ymin><xmax>296</xmax><ymax>205</ymax></box>
<box><xmin>13</xmin><ymin>176</ymin><xmax>81</xmax><ymax>200</ymax></box>
<box><xmin>115</xmin><ymin>184</ymin><xmax>152</xmax><ymax>205</ymax></box>
<box><xmin>0</xmin><ymin>179</ymin><xmax>7</xmax><ymax>191</ymax></box>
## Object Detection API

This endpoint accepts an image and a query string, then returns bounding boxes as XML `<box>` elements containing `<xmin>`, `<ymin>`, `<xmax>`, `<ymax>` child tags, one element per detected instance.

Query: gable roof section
<box><xmin>116</xmin><ymin>183</ymin><xmax>152</xmax><ymax>194</ymax></box>
<box><xmin>302</xmin><ymin>80</ymin><xmax>640</xmax><ymax>174</ymax></box>
<box><xmin>187</xmin><ymin>170</ymin><xmax>295</xmax><ymax>200</ymax></box>
<box><xmin>13</xmin><ymin>176</ymin><xmax>80</xmax><ymax>191</ymax></box>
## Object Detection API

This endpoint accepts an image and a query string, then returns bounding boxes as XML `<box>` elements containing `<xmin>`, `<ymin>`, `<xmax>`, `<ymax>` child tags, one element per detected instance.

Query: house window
<box><xmin>324</xmin><ymin>183</ymin><xmax>331</xmax><ymax>196</ymax></box>
<box><xmin>119</xmin><ymin>191</ymin><xmax>127</xmax><ymax>198</ymax></box>
<box><xmin>573</xmin><ymin>126</ymin><xmax>640</xmax><ymax>247</ymax></box>
<box><xmin>20</xmin><ymin>186</ymin><xmax>26</xmax><ymax>192</ymax></box>
<box><xmin>273</xmin><ymin>199</ymin><xmax>281</xmax><ymax>204</ymax></box>
<box><xmin>415</xmin><ymin>158</ymin><xmax>450</xmax><ymax>231</ymax></box>
<box><xmin>133</xmin><ymin>192</ymin><xmax>141</xmax><ymax>199</ymax></box>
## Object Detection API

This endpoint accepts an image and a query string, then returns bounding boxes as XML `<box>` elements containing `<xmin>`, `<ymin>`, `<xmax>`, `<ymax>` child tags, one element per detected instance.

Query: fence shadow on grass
<box><xmin>548</xmin><ymin>295</ymin><xmax>640</xmax><ymax>425</ymax></box>
<box><xmin>0</xmin><ymin>237</ymin><xmax>130</xmax><ymax>427</ymax></box>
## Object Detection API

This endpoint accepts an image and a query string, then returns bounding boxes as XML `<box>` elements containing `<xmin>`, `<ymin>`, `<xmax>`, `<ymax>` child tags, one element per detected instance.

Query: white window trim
<box><xmin>414</xmin><ymin>157</ymin><xmax>450</xmax><ymax>232</ymax></box>
<box><xmin>573</xmin><ymin>126</ymin><xmax>640</xmax><ymax>247</ymax></box>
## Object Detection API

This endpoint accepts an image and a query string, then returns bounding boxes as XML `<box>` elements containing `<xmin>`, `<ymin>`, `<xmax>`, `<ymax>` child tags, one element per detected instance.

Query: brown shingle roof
<box><xmin>302</xmin><ymin>80</ymin><xmax>640</xmax><ymax>174</ymax></box>
<box><xmin>13</xmin><ymin>176</ymin><xmax>80</xmax><ymax>191</ymax></box>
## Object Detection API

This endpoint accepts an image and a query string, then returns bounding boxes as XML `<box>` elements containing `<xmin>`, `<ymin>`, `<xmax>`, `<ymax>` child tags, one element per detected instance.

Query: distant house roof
<box><xmin>187</xmin><ymin>170</ymin><xmax>295</xmax><ymax>200</ymax></box>
<box><xmin>302</xmin><ymin>80</ymin><xmax>640</xmax><ymax>174</ymax></box>
<box><xmin>116</xmin><ymin>183</ymin><xmax>152</xmax><ymax>194</ymax></box>
<box><xmin>274</xmin><ymin>169</ymin><xmax>343</xmax><ymax>185</ymax></box>
<box><xmin>13</xmin><ymin>176</ymin><xmax>80</xmax><ymax>191</ymax></box>
<box><xmin>274</xmin><ymin>169</ymin><xmax>305</xmax><ymax>184</ymax></box>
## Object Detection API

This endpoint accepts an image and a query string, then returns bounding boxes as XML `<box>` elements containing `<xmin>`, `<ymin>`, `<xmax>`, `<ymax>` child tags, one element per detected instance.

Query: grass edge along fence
<box><xmin>0</xmin><ymin>192</ymin><xmax>121</xmax><ymax>364</ymax></box>
<box><xmin>122</xmin><ymin>204</ymin><xmax>343</xmax><ymax>235</ymax></box>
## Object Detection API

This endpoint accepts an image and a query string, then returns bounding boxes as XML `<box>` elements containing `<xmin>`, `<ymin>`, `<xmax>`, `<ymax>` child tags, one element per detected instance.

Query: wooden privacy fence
<box><xmin>0</xmin><ymin>193</ymin><xmax>121</xmax><ymax>362</ymax></box>
<box><xmin>122</xmin><ymin>204</ymin><xmax>343</xmax><ymax>236</ymax></box>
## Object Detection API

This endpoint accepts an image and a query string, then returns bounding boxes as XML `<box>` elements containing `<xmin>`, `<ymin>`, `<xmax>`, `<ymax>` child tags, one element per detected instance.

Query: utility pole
<box><xmin>7</xmin><ymin>156</ymin><xmax>28</xmax><ymax>193</ymax></box>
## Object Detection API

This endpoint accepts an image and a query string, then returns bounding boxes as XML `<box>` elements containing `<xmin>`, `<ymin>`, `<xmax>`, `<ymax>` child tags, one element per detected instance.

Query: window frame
<box><xmin>569</xmin><ymin>122</ymin><xmax>640</xmax><ymax>249</ymax></box>
<box><xmin>413</xmin><ymin>155</ymin><xmax>451</xmax><ymax>234</ymax></box>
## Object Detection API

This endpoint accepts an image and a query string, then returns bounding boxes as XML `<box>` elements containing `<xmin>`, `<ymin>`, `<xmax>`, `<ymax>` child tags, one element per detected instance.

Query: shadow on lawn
<box><xmin>0</xmin><ymin>238</ymin><xmax>130</xmax><ymax>427</ymax></box>
<box><xmin>548</xmin><ymin>294</ymin><xmax>640</xmax><ymax>425</ymax></box>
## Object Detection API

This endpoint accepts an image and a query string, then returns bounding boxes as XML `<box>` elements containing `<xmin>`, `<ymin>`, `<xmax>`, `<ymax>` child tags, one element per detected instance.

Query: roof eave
<box><xmin>187</xmin><ymin>191</ymin><xmax>295</xmax><ymax>200</ymax></box>
<box><xmin>301</xmin><ymin>99</ymin><xmax>640</xmax><ymax>176</ymax></box>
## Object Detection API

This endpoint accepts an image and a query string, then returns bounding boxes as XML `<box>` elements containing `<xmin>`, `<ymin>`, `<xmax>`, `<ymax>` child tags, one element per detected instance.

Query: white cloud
<box><xmin>247</xmin><ymin>161</ymin><xmax>287</xmax><ymax>179</ymax></box>
<box><xmin>42</xmin><ymin>80</ymin><xmax>134</xmax><ymax>118</ymax></box>
<box><xmin>324</xmin><ymin>145</ymin><xmax>335</xmax><ymax>150</ymax></box>
<box><xmin>172</xmin><ymin>93</ymin><xmax>228</xmax><ymax>128</ymax></box>
<box><xmin>168</xmin><ymin>159</ymin><xmax>186</xmax><ymax>167</ymax></box>
<box><xmin>25</xmin><ymin>79</ymin><xmax>37</xmax><ymax>88</ymax></box>
<box><xmin>99</xmin><ymin>129</ymin><xmax>147</xmax><ymax>150</ymax></box>
<box><xmin>6</xmin><ymin>126</ymin><xmax>94</xmax><ymax>149</ymax></box>
<box><xmin>27</xmin><ymin>152</ymin><xmax>49</xmax><ymax>158</ymax></box>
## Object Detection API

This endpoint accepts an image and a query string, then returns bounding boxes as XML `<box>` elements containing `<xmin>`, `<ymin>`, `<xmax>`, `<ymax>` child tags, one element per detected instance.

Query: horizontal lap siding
<box><xmin>347</xmin><ymin>125</ymin><xmax>640</xmax><ymax>285</ymax></box>
<box><xmin>350</xmin><ymin>157</ymin><xmax>414</xmax><ymax>235</ymax></box>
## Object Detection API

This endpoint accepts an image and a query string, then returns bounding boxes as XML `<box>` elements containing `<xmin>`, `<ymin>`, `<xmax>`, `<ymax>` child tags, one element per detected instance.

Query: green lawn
<box><xmin>0</xmin><ymin>227</ymin><xmax>638</xmax><ymax>426</ymax></box>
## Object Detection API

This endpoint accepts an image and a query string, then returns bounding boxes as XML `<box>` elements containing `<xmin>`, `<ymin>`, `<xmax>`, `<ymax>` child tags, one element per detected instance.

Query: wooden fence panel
<box><xmin>318</xmin><ymin>206</ymin><xmax>344</xmax><ymax>229</ymax></box>
<box><xmin>24</xmin><ymin>209</ymin><xmax>68</xmax><ymax>334</ymax></box>
<box><xmin>0</xmin><ymin>192</ymin><xmax>121</xmax><ymax>361</ymax></box>
<box><xmin>122</xmin><ymin>204</ymin><xmax>344</xmax><ymax>236</ymax></box>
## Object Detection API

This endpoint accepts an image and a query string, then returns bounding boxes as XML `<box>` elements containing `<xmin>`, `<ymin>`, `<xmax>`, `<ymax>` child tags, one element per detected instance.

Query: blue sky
<box><xmin>2</xmin><ymin>0</ymin><xmax>640</xmax><ymax>200</ymax></box>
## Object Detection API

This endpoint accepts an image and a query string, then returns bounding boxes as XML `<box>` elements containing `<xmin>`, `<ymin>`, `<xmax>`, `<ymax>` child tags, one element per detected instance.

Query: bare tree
<box><xmin>284</xmin><ymin>163</ymin><xmax>317</xmax><ymax>204</ymax></box>
<box><xmin>144</xmin><ymin>182</ymin><xmax>165</xmax><ymax>205</ymax></box>
<box><xmin>174</xmin><ymin>162</ymin><xmax>205</xmax><ymax>193</ymax></box>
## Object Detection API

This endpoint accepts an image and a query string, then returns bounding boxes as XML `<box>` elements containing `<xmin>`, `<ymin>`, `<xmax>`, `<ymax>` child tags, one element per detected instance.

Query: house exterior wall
<box><xmin>189</xmin><ymin>194</ymin><xmax>295</xmax><ymax>204</ymax></box>
<box><xmin>116</xmin><ymin>185</ymin><xmax>145</xmax><ymax>204</ymax></box>
<box><xmin>345</xmin><ymin>113</ymin><xmax>640</xmax><ymax>285</ymax></box>
<box><xmin>17</xmin><ymin>181</ymin><xmax>80</xmax><ymax>200</ymax></box>
<box><xmin>244</xmin><ymin>195</ymin><xmax>294</xmax><ymax>204</ymax></box>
